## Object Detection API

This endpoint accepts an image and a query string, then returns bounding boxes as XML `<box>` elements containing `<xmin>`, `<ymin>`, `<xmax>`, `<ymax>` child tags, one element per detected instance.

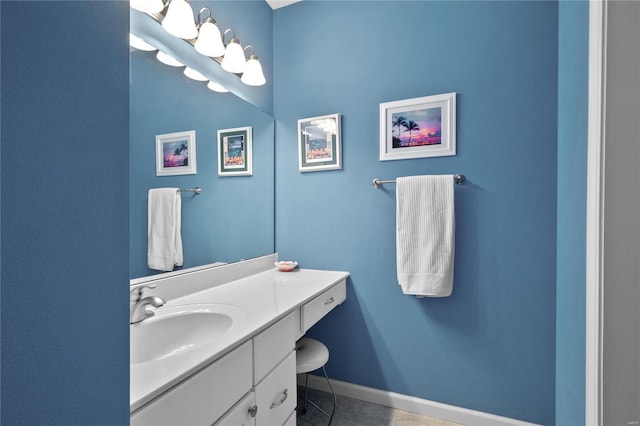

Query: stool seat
<box><xmin>296</xmin><ymin>337</ymin><xmax>329</xmax><ymax>374</ymax></box>
<box><xmin>296</xmin><ymin>337</ymin><xmax>336</xmax><ymax>424</ymax></box>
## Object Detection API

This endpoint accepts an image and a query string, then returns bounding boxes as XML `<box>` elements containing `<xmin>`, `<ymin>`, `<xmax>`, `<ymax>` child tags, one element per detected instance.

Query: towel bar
<box><xmin>372</xmin><ymin>174</ymin><xmax>465</xmax><ymax>189</ymax></box>
<box><xmin>178</xmin><ymin>187</ymin><xmax>202</xmax><ymax>194</ymax></box>
<box><xmin>147</xmin><ymin>187</ymin><xmax>202</xmax><ymax>194</ymax></box>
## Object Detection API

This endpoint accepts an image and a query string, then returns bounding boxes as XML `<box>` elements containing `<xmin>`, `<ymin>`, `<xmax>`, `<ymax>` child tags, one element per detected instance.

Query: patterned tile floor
<box><xmin>295</xmin><ymin>387</ymin><xmax>463</xmax><ymax>426</ymax></box>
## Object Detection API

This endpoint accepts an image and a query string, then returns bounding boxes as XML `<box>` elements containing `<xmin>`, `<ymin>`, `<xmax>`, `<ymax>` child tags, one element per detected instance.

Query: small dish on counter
<box><xmin>275</xmin><ymin>261</ymin><xmax>298</xmax><ymax>272</ymax></box>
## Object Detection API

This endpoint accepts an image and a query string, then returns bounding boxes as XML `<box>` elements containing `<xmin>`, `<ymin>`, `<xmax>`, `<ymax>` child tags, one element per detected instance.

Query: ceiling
<box><xmin>265</xmin><ymin>0</ymin><xmax>302</xmax><ymax>9</ymax></box>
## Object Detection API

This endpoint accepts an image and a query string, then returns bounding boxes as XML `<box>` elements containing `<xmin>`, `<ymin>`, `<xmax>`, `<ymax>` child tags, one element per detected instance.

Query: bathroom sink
<box><xmin>130</xmin><ymin>304</ymin><xmax>243</xmax><ymax>364</ymax></box>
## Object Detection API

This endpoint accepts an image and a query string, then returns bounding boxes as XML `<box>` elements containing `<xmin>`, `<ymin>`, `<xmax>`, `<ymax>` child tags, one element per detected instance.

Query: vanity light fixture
<box><xmin>131</xmin><ymin>2</ymin><xmax>268</xmax><ymax>89</ymax></box>
<box><xmin>130</xmin><ymin>33</ymin><xmax>157</xmax><ymax>52</ymax></box>
<box><xmin>161</xmin><ymin>0</ymin><xmax>198</xmax><ymax>40</ymax></box>
<box><xmin>184</xmin><ymin>67</ymin><xmax>208</xmax><ymax>81</ymax></box>
<box><xmin>194</xmin><ymin>7</ymin><xmax>225</xmax><ymax>58</ymax></box>
<box><xmin>221</xmin><ymin>29</ymin><xmax>247</xmax><ymax>74</ymax></box>
<box><xmin>156</xmin><ymin>51</ymin><xmax>184</xmax><ymax>67</ymax></box>
<box><xmin>207</xmin><ymin>80</ymin><xmax>229</xmax><ymax>93</ymax></box>
<box><xmin>240</xmin><ymin>45</ymin><xmax>266</xmax><ymax>87</ymax></box>
<box><xmin>130</xmin><ymin>0</ymin><xmax>165</xmax><ymax>14</ymax></box>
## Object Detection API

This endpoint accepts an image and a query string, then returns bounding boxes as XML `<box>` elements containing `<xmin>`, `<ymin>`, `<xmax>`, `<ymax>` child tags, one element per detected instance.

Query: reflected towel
<box><xmin>396</xmin><ymin>175</ymin><xmax>454</xmax><ymax>297</ymax></box>
<box><xmin>148</xmin><ymin>188</ymin><xmax>183</xmax><ymax>272</ymax></box>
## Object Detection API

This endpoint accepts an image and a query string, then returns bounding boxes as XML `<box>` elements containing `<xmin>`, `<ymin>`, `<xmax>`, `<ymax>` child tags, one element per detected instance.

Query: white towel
<box><xmin>396</xmin><ymin>175</ymin><xmax>455</xmax><ymax>297</ymax></box>
<box><xmin>148</xmin><ymin>188</ymin><xmax>183</xmax><ymax>272</ymax></box>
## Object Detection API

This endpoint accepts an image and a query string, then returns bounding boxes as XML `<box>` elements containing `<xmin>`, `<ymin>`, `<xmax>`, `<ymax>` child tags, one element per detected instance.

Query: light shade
<box><xmin>194</xmin><ymin>21</ymin><xmax>225</xmax><ymax>58</ymax></box>
<box><xmin>130</xmin><ymin>0</ymin><xmax>165</xmax><ymax>14</ymax></box>
<box><xmin>221</xmin><ymin>39</ymin><xmax>246</xmax><ymax>73</ymax></box>
<box><xmin>162</xmin><ymin>0</ymin><xmax>197</xmax><ymax>40</ymax></box>
<box><xmin>207</xmin><ymin>80</ymin><xmax>229</xmax><ymax>93</ymax></box>
<box><xmin>184</xmin><ymin>67</ymin><xmax>208</xmax><ymax>81</ymax></box>
<box><xmin>156</xmin><ymin>51</ymin><xmax>184</xmax><ymax>67</ymax></box>
<box><xmin>129</xmin><ymin>34</ymin><xmax>157</xmax><ymax>52</ymax></box>
<box><xmin>241</xmin><ymin>56</ymin><xmax>266</xmax><ymax>86</ymax></box>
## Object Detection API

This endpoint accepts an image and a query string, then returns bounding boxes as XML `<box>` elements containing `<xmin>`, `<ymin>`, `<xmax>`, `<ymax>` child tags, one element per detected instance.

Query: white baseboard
<box><xmin>298</xmin><ymin>375</ymin><xmax>540</xmax><ymax>426</ymax></box>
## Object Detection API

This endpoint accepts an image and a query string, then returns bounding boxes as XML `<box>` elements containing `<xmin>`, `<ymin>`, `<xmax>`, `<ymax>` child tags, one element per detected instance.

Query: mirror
<box><xmin>129</xmin><ymin>10</ymin><xmax>275</xmax><ymax>279</ymax></box>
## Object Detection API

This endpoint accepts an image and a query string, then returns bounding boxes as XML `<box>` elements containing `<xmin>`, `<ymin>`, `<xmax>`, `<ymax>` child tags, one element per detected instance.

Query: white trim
<box><xmin>300</xmin><ymin>375</ymin><xmax>540</xmax><ymax>426</ymax></box>
<box><xmin>586</xmin><ymin>1</ymin><xmax>607</xmax><ymax>425</ymax></box>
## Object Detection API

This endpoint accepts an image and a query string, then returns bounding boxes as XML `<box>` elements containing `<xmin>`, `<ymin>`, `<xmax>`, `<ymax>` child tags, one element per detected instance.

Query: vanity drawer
<box><xmin>213</xmin><ymin>391</ymin><xmax>256</xmax><ymax>426</ymax></box>
<box><xmin>131</xmin><ymin>341</ymin><xmax>253</xmax><ymax>426</ymax></box>
<box><xmin>253</xmin><ymin>312</ymin><xmax>295</xmax><ymax>384</ymax></box>
<box><xmin>302</xmin><ymin>279</ymin><xmax>346</xmax><ymax>333</ymax></box>
<box><xmin>255</xmin><ymin>351</ymin><xmax>296</xmax><ymax>426</ymax></box>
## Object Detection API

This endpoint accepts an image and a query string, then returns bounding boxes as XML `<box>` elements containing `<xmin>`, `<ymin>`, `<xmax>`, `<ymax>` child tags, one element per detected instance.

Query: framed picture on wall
<box><xmin>217</xmin><ymin>126</ymin><xmax>252</xmax><ymax>176</ymax></box>
<box><xmin>298</xmin><ymin>113</ymin><xmax>342</xmax><ymax>172</ymax></box>
<box><xmin>379</xmin><ymin>92</ymin><xmax>456</xmax><ymax>161</ymax></box>
<box><xmin>156</xmin><ymin>130</ymin><xmax>197</xmax><ymax>176</ymax></box>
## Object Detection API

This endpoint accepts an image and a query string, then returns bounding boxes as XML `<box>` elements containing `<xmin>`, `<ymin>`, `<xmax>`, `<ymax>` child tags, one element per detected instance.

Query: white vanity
<box><xmin>130</xmin><ymin>255</ymin><xmax>348</xmax><ymax>426</ymax></box>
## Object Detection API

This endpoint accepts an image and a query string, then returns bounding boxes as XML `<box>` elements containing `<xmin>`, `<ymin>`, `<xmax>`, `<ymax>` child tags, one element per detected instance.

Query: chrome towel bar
<box><xmin>147</xmin><ymin>187</ymin><xmax>202</xmax><ymax>194</ymax></box>
<box><xmin>372</xmin><ymin>174</ymin><xmax>466</xmax><ymax>189</ymax></box>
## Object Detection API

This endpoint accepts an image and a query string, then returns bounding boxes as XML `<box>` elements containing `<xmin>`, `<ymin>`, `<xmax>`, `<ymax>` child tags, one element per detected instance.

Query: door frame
<box><xmin>585</xmin><ymin>0</ymin><xmax>606</xmax><ymax>424</ymax></box>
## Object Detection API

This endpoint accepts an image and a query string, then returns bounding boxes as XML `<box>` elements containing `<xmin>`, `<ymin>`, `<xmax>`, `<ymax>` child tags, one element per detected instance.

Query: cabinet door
<box><xmin>255</xmin><ymin>351</ymin><xmax>296</xmax><ymax>426</ymax></box>
<box><xmin>282</xmin><ymin>411</ymin><xmax>296</xmax><ymax>426</ymax></box>
<box><xmin>254</xmin><ymin>312</ymin><xmax>295</xmax><ymax>384</ymax></box>
<box><xmin>213</xmin><ymin>391</ymin><xmax>257</xmax><ymax>426</ymax></box>
<box><xmin>131</xmin><ymin>341</ymin><xmax>253</xmax><ymax>426</ymax></box>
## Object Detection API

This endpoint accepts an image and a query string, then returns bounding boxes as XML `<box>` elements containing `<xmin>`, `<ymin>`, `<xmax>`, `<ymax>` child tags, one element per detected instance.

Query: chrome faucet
<box><xmin>130</xmin><ymin>284</ymin><xmax>166</xmax><ymax>324</ymax></box>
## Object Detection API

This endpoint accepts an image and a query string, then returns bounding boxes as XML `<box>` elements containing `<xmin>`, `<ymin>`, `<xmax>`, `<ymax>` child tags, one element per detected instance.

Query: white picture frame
<box><xmin>217</xmin><ymin>126</ymin><xmax>253</xmax><ymax>176</ymax></box>
<box><xmin>379</xmin><ymin>92</ymin><xmax>456</xmax><ymax>161</ymax></box>
<box><xmin>156</xmin><ymin>130</ymin><xmax>197</xmax><ymax>176</ymax></box>
<box><xmin>298</xmin><ymin>113</ymin><xmax>342</xmax><ymax>172</ymax></box>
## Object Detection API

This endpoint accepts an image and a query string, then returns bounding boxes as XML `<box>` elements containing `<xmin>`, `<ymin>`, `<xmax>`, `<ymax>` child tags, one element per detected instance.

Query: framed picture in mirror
<box><xmin>217</xmin><ymin>126</ymin><xmax>253</xmax><ymax>176</ymax></box>
<box><xmin>156</xmin><ymin>130</ymin><xmax>197</xmax><ymax>176</ymax></box>
<box><xmin>298</xmin><ymin>113</ymin><xmax>342</xmax><ymax>172</ymax></box>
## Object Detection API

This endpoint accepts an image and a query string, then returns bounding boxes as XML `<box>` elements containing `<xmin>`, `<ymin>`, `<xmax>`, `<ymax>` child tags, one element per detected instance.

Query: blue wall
<box><xmin>129</xmin><ymin>50</ymin><xmax>274</xmax><ymax>278</ymax></box>
<box><xmin>556</xmin><ymin>1</ymin><xmax>589</xmax><ymax>424</ymax></box>
<box><xmin>1</xmin><ymin>2</ymin><xmax>129</xmax><ymax>424</ymax></box>
<box><xmin>274</xmin><ymin>2</ymin><xmax>558</xmax><ymax>424</ymax></box>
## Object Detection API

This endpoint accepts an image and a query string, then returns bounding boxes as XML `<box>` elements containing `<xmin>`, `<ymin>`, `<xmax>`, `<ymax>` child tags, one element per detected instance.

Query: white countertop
<box><xmin>130</xmin><ymin>267</ymin><xmax>349</xmax><ymax>412</ymax></box>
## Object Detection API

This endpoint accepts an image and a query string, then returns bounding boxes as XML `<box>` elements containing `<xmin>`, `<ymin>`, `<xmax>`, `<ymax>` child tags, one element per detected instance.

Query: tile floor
<box><xmin>295</xmin><ymin>386</ymin><xmax>463</xmax><ymax>426</ymax></box>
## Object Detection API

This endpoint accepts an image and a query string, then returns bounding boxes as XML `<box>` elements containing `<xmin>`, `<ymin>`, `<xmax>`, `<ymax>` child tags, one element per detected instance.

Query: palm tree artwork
<box><xmin>163</xmin><ymin>141</ymin><xmax>189</xmax><ymax>167</ymax></box>
<box><xmin>403</xmin><ymin>120</ymin><xmax>420</xmax><ymax>144</ymax></box>
<box><xmin>390</xmin><ymin>107</ymin><xmax>442</xmax><ymax>148</ymax></box>
<box><xmin>391</xmin><ymin>115</ymin><xmax>407</xmax><ymax>148</ymax></box>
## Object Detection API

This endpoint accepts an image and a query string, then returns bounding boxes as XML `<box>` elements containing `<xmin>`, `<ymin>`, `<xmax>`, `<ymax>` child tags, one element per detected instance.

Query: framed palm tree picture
<box><xmin>217</xmin><ymin>126</ymin><xmax>252</xmax><ymax>176</ymax></box>
<box><xmin>156</xmin><ymin>130</ymin><xmax>197</xmax><ymax>176</ymax></box>
<box><xmin>379</xmin><ymin>93</ymin><xmax>456</xmax><ymax>161</ymax></box>
<box><xmin>298</xmin><ymin>113</ymin><xmax>342</xmax><ymax>172</ymax></box>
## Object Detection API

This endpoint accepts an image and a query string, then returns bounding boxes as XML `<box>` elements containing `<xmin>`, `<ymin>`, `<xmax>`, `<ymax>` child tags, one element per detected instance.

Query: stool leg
<box><xmin>298</xmin><ymin>373</ymin><xmax>309</xmax><ymax>415</ymax></box>
<box><xmin>322</xmin><ymin>365</ymin><xmax>336</xmax><ymax>426</ymax></box>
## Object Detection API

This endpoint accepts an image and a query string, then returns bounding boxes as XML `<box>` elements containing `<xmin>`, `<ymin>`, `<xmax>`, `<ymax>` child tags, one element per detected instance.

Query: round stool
<box><xmin>296</xmin><ymin>337</ymin><xmax>336</xmax><ymax>424</ymax></box>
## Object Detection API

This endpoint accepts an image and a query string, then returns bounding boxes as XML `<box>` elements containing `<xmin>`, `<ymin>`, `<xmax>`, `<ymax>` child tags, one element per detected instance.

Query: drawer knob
<box><xmin>269</xmin><ymin>388</ymin><xmax>288</xmax><ymax>409</ymax></box>
<box><xmin>248</xmin><ymin>405</ymin><xmax>258</xmax><ymax>417</ymax></box>
<box><xmin>324</xmin><ymin>297</ymin><xmax>335</xmax><ymax>305</ymax></box>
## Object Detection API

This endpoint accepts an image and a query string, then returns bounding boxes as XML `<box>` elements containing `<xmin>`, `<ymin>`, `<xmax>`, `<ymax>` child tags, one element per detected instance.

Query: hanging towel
<box><xmin>396</xmin><ymin>175</ymin><xmax>455</xmax><ymax>297</ymax></box>
<box><xmin>148</xmin><ymin>188</ymin><xmax>183</xmax><ymax>272</ymax></box>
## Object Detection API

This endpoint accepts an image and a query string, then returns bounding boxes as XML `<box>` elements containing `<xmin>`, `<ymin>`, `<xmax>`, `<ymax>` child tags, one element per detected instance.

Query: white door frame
<box><xmin>586</xmin><ymin>1</ymin><xmax>607</xmax><ymax>424</ymax></box>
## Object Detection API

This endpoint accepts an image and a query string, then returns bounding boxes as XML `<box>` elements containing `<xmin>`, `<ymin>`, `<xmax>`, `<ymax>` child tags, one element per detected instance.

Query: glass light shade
<box><xmin>221</xmin><ymin>40</ymin><xmax>246</xmax><ymax>74</ymax></box>
<box><xmin>161</xmin><ymin>0</ymin><xmax>197</xmax><ymax>39</ymax></box>
<box><xmin>129</xmin><ymin>34</ymin><xmax>157</xmax><ymax>51</ymax></box>
<box><xmin>156</xmin><ymin>51</ymin><xmax>184</xmax><ymax>67</ymax></box>
<box><xmin>184</xmin><ymin>67</ymin><xmax>208</xmax><ymax>81</ymax></box>
<box><xmin>194</xmin><ymin>22</ymin><xmax>225</xmax><ymax>58</ymax></box>
<box><xmin>207</xmin><ymin>80</ymin><xmax>229</xmax><ymax>93</ymax></box>
<box><xmin>130</xmin><ymin>0</ymin><xmax>164</xmax><ymax>14</ymax></box>
<box><xmin>241</xmin><ymin>57</ymin><xmax>266</xmax><ymax>86</ymax></box>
